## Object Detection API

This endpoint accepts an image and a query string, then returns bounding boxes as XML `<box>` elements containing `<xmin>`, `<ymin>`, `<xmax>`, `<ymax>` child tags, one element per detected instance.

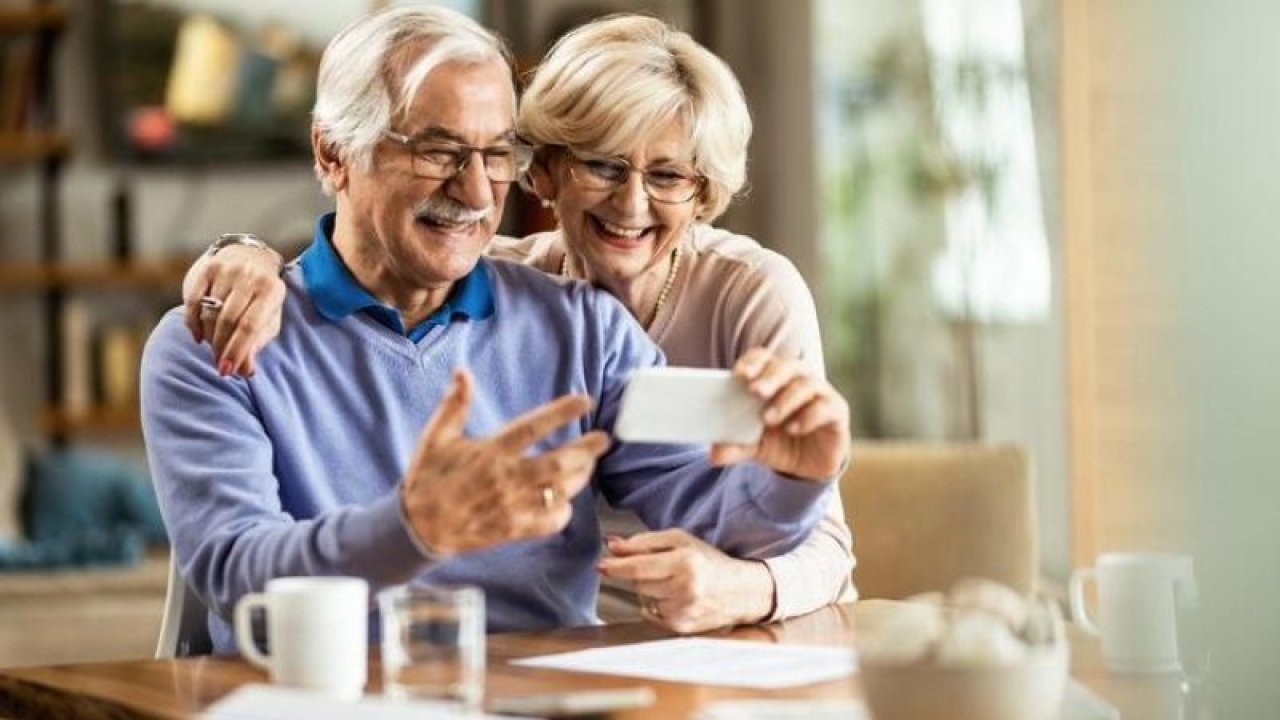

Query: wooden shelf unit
<box><xmin>40</xmin><ymin>405</ymin><xmax>141</xmax><ymax>436</ymax></box>
<box><xmin>1</xmin><ymin>4</ymin><xmax>187</xmax><ymax>443</ymax></box>
<box><xmin>0</xmin><ymin>132</ymin><xmax>70</xmax><ymax>162</ymax></box>
<box><xmin>0</xmin><ymin>260</ymin><xmax>189</xmax><ymax>293</ymax></box>
<box><xmin>0</xmin><ymin>5</ymin><xmax>67</xmax><ymax>34</ymax></box>
<box><xmin>3</xmin><ymin>2</ymin><xmax>76</xmax><ymax>443</ymax></box>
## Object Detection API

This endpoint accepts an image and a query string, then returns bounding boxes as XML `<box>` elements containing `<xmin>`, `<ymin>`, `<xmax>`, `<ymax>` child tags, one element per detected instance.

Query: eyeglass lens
<box><xmin>411</xmin><ymin>146</ymin><xmax>530</xmax><ymax>182</ymax></box>
<box><xmin>571</xmin><ymin>157</ymin><xmax>700</xmax><ymax>203</ymax></box>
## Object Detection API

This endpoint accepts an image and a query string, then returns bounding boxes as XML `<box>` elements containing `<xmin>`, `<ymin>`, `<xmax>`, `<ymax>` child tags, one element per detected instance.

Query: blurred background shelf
<box><xmin>40</xmin><ymin>406</ymin><xmax>141</xmax><ymax>436</ymax></box>
<box><xmin>0</xmin><ymin>261</ymin><xmax>188</xmax><ymax>293</ymax></box>
<box><xmin>0</xmin><ymin>5</ymin><xmax>67</xmax><ymax>34</ymax></box>
<box><xmin>0</xmin><ymin>132</ymin><xmax>70</xmax><ymax>161</ymax></box>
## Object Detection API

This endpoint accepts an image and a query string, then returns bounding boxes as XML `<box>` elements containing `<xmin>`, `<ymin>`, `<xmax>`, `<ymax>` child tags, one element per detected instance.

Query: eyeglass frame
<box><xmin>381</xmin><ymin>129</ymin><xmax>534</xmax><ymax>183</ymax></box>
<box><xmin>562</xmin><ymin>147</ymin><xmax>706</xmax><ymax>205</ymax></box>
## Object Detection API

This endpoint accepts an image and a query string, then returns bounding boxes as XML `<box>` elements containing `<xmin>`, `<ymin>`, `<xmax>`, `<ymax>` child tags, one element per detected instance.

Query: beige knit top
<box><xmin>489</xmin><ymin>223</ymin><xmax>855</xmax><ymax>620</ymax></box>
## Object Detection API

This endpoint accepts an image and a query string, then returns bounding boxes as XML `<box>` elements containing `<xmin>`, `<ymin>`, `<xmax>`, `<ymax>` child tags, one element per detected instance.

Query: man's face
<box><xmin>340</xmin><ymin>57</ymin><xmax>515</xmax><ymax>288</ymax></box>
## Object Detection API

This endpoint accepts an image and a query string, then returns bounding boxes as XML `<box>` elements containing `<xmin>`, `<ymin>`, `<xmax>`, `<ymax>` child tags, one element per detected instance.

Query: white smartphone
<box><xmin>614</xmin><ymin>367</ymin><xmax>763</xmax><ymax>445</ymax></box>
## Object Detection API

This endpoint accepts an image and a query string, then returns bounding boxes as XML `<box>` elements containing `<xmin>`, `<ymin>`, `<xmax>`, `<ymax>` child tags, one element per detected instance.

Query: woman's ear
<box><xmin>691</xmin><ymin>197</ymin><xmax>707</xmax><ymax>222</ymax></box>
<box><xmin>312</xmin><ymin>126</ymin><xmax>348</xmax><ymax>192</ymax></box>
<box><xmin>693</xmin><ymin>191</ymin><xmax>712</xmax><ymax>223</ymax></box>
<box><xmin>527</xmin><ymin>153</ymin><xmax>560</xmax><ymax>208</ymax></box>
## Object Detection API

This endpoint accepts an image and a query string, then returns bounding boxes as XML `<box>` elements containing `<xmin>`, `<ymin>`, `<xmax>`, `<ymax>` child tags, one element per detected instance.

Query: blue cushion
<box><xmin>20</xmin><ymin>448</ymin><xmax>167</xmax><ymax>552</ymax></box>
<box><xmin>0</xmin><ymin>527</ymin><xmax>144</xmax><ymax>570</ymax></box>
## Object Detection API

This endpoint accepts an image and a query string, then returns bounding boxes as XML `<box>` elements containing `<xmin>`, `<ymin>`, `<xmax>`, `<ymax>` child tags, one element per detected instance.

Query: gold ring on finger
<box><xmin>199</xmin><ymin>295</ymin><xmax>225</xmax><ymax>313</ymax></box>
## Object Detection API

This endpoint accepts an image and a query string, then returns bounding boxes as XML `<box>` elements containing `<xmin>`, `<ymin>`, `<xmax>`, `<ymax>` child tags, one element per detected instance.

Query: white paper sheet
<box><xmin>511</xmin><ymin>638</ymin><xmax>859</xmax><ymax>689</ymax></box>
<box><xmin>200</xmin><ymin>684</ymin><xmax>528</xmax><ymax>720</ymax></box>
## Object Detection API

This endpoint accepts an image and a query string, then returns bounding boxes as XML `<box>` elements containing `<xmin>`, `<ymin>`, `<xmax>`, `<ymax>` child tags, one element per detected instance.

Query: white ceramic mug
<box><xmin>1069</xmin><ymin>553</ymin><xmax>1196</xmax><ymax>673</ymax></box>
<box><xmin>234</xmin><ymin>577</ymin><xmax>369</xmax><ymax>699</ymax></box>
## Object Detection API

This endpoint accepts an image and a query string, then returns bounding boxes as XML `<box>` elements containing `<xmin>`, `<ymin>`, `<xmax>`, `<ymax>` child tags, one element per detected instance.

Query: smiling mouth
<box><xmin>416</xmin><ymin>214</ymin><xmax>477</xmax><ymax>233</ymax></box>
<box><xmin>589</xmin><ymin>215</ymin><xmax>655</xmax><ymax>247</ymax></box>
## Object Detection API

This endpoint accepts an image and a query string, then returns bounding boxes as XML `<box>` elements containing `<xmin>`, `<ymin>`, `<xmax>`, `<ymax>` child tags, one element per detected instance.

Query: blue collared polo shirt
<box><xmin>298</xmin><ymin>212</ymin><xmax>494</xmax><ymax>341</ymax></box>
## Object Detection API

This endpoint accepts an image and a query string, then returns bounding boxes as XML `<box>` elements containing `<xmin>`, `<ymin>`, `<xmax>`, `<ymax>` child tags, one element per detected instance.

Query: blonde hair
<box><xmin>312</xmin><ymin>7</ymin><xmax>512</xmax><ymax>195</ymax></box>
<box><xmin>518</xmin><ymin>15</ymin><xmax>751</xmax><ymax>222</ymax></box>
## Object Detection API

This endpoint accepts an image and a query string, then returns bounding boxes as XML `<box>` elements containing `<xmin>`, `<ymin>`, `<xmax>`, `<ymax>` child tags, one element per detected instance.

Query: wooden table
<box><xmin>0</xmin><ymin>601</ymin><xmax>1184</xmax><ymax>719</ymax></box>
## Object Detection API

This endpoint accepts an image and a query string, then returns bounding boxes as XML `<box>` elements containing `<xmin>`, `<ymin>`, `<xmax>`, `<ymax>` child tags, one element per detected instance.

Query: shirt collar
<box><xmin>299</xmin><ymin>212</ymin><xmax>494</xmax><ymax>339</ymax></box>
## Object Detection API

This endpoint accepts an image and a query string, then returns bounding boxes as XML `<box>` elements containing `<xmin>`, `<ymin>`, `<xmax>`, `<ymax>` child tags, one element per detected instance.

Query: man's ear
<box><xmin>312</xmin><ymin>126</ymin><xmax>348</xmax><ymax>192</ymax></box>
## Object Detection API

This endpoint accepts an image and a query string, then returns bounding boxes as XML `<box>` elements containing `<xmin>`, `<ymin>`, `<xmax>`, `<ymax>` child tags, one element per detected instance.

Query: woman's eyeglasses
<box><xmin>566</xmin><ymin>149</ymin><xmax>704</xmax><ymax>204</ymax></box>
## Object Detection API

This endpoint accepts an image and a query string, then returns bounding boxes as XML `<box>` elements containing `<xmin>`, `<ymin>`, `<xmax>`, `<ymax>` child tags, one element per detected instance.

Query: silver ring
<box><xmin>541</xmin><ymin>486</ymin><xmax>556</xmax><ymax>510</ymax></box>
<box><xmin>199</xmin><ymin>295</ymin><xmax>225</xmax><ymax>312</ymax></box>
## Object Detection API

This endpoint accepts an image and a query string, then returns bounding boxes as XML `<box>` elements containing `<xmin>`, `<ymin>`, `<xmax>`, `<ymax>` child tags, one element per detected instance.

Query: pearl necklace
<box><xmin>559</xmin><ymin>244</ymin><xmax>683</xmax><ymax>330</ymax></box>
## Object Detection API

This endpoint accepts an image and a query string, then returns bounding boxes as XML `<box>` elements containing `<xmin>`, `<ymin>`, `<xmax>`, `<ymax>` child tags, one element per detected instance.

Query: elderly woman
<box><xmin>181</xmin><ymin>14</ymin><xmax>854</xmax><ymax>633</ymax></box>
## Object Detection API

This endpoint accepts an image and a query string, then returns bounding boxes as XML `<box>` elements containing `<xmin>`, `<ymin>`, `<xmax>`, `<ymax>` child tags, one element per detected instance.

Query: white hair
<box><xmin>518</xmin><ymin>14</ymin><xmax>752</xmax><ymax>222</ymax></box>
<box><xmin>312</xmin><ymin>7</ymin><xmax>512</xmax><ymax>195</ymax></box>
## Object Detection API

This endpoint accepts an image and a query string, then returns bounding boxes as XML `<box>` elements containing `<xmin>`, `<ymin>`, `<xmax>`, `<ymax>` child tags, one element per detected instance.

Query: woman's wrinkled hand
<box><xmin>709</xmin><ymin>348</ymin><xmax>852</xmax><ymax>482</ymax></box>
<box><xmin>182</xmin><ymin>244</ymin><xmax>286</xmax><ymax>377</ymax></box>
<box><xmin>597</xmin><ymin>529</ymin><xmax>776</xmax><ymax>633</ymax></box>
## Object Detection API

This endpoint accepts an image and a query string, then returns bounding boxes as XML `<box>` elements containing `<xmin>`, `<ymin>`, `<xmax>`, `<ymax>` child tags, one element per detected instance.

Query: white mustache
<box><xmin>413</xmin><ymin>196</ymin><xmax>493</xmax><ymax>225</ymax></box>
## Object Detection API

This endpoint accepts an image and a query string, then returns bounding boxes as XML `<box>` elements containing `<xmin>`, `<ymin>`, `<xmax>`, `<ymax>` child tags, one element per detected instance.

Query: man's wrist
<box><xmin>396</xmin><ymin>489</ymin><xmax>447</xmax><ymax>563</ymax></box>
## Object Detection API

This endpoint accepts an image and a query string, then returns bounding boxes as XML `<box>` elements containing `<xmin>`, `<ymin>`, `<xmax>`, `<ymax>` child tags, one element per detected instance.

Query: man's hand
<box><xmin>183</xmin><ymin>244</ymin><xmax>286</xmax><ymax>377</ymax></box>
<box><xmin>401</xmin><ymin>370</ymin><xmax>611</xmax><ymax>554</ymax></box>
<box><xmin>597</xmin><ymin>529</ymin><xmax>776</xmax><ymax>633</ymax></box>
<box><xmin>709</xmin><ymin>348</ymin><xmax>851</xmax><ymax>481</ymax></box>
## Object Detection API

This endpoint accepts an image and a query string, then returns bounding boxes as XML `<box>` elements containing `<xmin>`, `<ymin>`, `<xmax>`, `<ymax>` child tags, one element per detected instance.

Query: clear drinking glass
<box><xmin>1176</xmin><ymin>597</ymin><xmax>1214</xmax><ymax>720</ymax></box>
<box><xmin>378</xmin><ymin>584</ymin><xmax>485</xmax><ymax>710</ymax></box>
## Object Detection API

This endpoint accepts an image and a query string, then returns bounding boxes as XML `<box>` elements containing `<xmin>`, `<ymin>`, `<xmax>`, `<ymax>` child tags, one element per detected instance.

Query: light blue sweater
<box><xmin>141</xmin><ymin>236</ymin><xmax>832</xmax><ymax>654</ymax></box>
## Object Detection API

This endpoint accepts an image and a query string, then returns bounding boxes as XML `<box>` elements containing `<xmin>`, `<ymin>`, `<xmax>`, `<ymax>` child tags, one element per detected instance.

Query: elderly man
<box><xmin>141</xmin><ymin>7</ymin><xmax>849</xmax><ymax>653</ymax></box>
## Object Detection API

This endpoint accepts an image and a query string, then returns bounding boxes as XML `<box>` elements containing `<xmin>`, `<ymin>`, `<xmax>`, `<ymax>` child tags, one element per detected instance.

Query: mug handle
<box><xmin>1069</xmin><ymin>567</ymin><xmax>1100</xmax><ymax>636</ymax></box>
<box><xmin>234</xmin><ymin>592</ymin><xmax>272</xmax><ymax>670</ymax></box>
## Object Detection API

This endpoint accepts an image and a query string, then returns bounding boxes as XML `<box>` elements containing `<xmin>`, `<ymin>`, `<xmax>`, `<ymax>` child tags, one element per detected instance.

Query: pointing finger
<box><xmin>493</xmin><ymin>393</ymin><xmax>592</xmax><ymax>453</ymax></box>
<box><xmin>420</xmin><ymin>370</ymin><xmax>473</xmax><ymax>449</ymax></box>
<box><xmin>531</xmin><ymin>431</ymin><xmax>611</xmax><ymax>470</ymax></box>
<box><xmin>522</xmin><ymin>436</ymin><xmax>608</xmax><ymax>493</ymax></box>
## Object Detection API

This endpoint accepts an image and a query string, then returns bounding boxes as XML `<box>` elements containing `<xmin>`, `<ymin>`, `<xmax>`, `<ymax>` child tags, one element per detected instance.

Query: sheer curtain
<box><xmin>921</xmin><ymin>0</ymin><xmax>1049</xmax><ymax>323</ymax></box>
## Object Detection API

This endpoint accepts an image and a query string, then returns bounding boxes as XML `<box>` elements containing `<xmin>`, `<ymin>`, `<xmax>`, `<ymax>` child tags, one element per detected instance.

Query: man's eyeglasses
<box><xmin>382</xmin><ymin>130</ymin><xmax>534</xmax><ymax>183</ymax></box>
<box><xmin>566</xmin><ymin>149</ymin><xmax>705</xmax><ymax>204</ymax></box>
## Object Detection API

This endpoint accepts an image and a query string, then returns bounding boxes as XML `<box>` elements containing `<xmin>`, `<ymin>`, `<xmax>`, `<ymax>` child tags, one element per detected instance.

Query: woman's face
<box><xmin>547</xmin><ymin>121</ymin><xmax>702</xmax><ymax>284</ymax></box>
